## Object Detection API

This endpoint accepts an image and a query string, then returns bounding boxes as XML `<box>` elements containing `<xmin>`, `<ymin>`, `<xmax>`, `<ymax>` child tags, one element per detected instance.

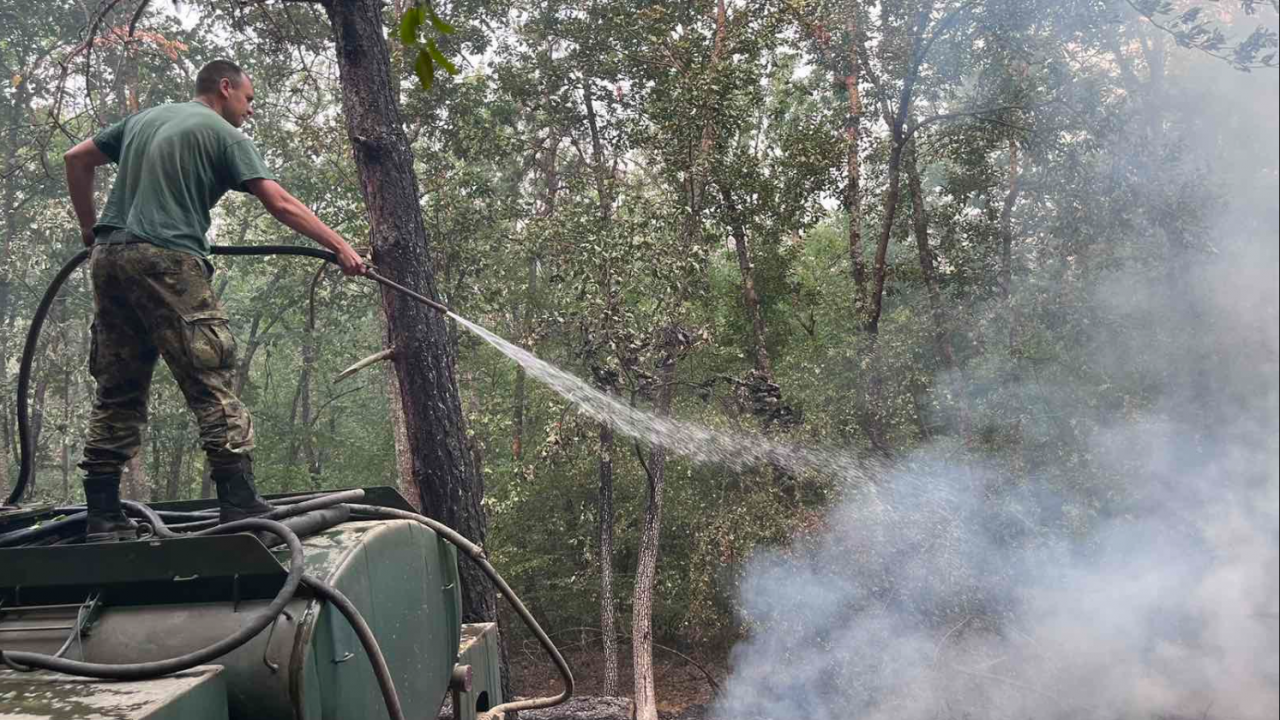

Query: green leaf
<box><xmin>426</xmin><ymin>6</ymin><xmax>456</xmax><ymax>34</ymax></box>
<box><xmin>398</xmin><ymin>6</ymin><xmax>420</xmax><ymax>46</ymax></box>
<box><xmin>426</xmin><ymin>39</ymin><xmax>458</xmax><ymax>76</ymax></box>
<box><xmin>414</xmin><ymin>48</ymin><xmax>434</xmax><ymax>89</ymax></box>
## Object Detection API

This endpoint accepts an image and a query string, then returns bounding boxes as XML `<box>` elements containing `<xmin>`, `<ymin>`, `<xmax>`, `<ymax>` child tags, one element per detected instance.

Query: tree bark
<box><xmin>322</xmin><ymin>0</ymin><xmax>494</xmax><ymax>626</ymax></box>
<box><xmin>583</xmin><ymin>78</ymin><xmax>621</xmax><ymax>694</ymax></box>
<box><xmin>597</xmin><ymin>421</ymin><xmax>620</xmax><ymax>697</ymax></box>
<box><xmin>632</xmin><ymin>353</ymin><xmax>676</xmax><ymax>720</ymax></box>
<box><xmin>863</xmin><ymin>0</ymin><xmax>936</xmax><ymax>335</ymax></box>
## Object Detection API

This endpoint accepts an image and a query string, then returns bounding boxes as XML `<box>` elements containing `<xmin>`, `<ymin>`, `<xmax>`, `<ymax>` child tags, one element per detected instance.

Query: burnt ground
<box><xmin>513</xmin><ymin>696</ymin><xmax>710</xmax><ymax>720</ymax></box>
<box><xmin>507</xmin><ymin>634</ymin><xmax>724</xmax><ymax>720</ymax></box>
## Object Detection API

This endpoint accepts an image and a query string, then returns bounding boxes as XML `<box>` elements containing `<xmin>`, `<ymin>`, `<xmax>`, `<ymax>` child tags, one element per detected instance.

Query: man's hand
<box><xmin>334</xmin><ymin>243</ymin><xmax>367</xmax><ymax>277</ymax></box>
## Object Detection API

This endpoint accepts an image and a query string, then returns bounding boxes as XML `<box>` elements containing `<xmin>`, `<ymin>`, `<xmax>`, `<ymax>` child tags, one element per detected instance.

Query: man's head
<box><xmin>194</xmin><ymin>60</ymin><xmax>254</xmax><ymax>128</ymax></box>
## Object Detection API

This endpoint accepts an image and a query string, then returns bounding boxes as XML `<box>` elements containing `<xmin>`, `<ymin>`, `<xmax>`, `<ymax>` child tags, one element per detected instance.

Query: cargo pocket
<box><xmin>181</xmin><ymin>309</ymin><xmax>237</xmax><ymax>371</ymax></box>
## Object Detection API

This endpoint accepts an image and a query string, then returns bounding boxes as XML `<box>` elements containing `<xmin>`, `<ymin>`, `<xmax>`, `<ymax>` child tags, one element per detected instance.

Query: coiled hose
<box><xmin>1</xmin><ymin>245</ymin><xmax>573</xmax><ymax>720</ymax></box>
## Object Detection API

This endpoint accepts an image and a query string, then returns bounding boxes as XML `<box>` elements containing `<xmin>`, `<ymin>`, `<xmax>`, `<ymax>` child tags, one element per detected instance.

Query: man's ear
<box><xmin>219</xmin><ymin>77</ymin><xmax>232</xmax><ymax>98</ymax></box>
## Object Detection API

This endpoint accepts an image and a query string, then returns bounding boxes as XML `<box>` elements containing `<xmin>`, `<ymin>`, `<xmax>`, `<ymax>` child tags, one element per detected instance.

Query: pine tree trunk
<box><xmin>322</xmin><ymin>0</ymin><xmax>495</xmax><ymax>630</ymax></box>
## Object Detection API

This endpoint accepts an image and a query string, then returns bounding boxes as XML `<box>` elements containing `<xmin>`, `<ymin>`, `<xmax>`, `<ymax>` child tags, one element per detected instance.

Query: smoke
<box><xmin>712</xmin><ymin>19</ymin><xmax>1279</xmax><ymax>720</ymax></box>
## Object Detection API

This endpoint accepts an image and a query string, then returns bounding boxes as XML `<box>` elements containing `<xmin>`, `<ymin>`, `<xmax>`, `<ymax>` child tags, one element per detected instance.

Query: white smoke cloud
<box><xmin>712</xmin><ymin>18</ymin><xmax>1279</xmax><ymax>720</ymax></box>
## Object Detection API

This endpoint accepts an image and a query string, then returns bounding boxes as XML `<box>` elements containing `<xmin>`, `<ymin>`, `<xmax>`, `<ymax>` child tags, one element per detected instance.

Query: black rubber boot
<box><xmin>211</xmin><ymin>455</ymin><xmax>275</xmax><ymax>543</ymax></box>
<box><xmin>83</xmin><ymin>473</ymin><xmax>139</xmax><ymax>543</ymax></box>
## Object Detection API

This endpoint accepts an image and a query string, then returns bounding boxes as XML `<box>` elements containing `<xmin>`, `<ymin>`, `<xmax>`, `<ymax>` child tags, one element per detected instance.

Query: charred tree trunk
<box><xmin>322</xmin><ymin>0</ymin><xmax>494</xmax><ymax>629</ymax></box>
<box><xmin>632</xmin><ymin>352</ymin><xmax>676</xmax><ymax>720</ymax></box>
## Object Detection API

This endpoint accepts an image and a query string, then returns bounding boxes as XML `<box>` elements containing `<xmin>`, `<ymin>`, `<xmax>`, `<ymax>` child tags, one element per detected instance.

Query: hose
<box><xmin>1</xmin><ymin>517</ymin><xmax>305</xmax><ymax>678</ymax></box>
<box><xmin>302</xmin><ymin>575</ymin><xmax>405</xmax><ymax>720</ymax></box>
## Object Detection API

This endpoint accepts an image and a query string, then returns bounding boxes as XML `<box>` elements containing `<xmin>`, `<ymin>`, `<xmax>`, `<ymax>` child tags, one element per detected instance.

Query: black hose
<box><xmin>0</xmin><ymin>511</ymin><xmax>87</xmax><ymax>548</ymax></box>
<box><xmin>302</xmin><ymin>575</ymin><xmax>405</xmax><ymax>720</ymax></box>
<box><xmin>6</xmin><ymin>244</ymin><xmax>344</xmax><ymax>508</ymax></box>
<box><xmin>11</xmin><ymin>248</ymin><xmax>90</xmax><ymax>508</ymax></box>
<box><xmin>348</xmin><ymin>505</ymin><xmax>575</xmax><ymax>718</ymax></box>
<box><xmin>0</xmin><ymin>517</ymin><xmax>304</xmax><ymax>678</ymax></box>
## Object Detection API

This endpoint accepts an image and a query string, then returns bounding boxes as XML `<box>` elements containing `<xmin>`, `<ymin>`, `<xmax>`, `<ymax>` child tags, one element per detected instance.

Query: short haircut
<box><xmin>195</xmin><ymin>60</ymin><xmax>246</xmax><ymax>96</ymax></box>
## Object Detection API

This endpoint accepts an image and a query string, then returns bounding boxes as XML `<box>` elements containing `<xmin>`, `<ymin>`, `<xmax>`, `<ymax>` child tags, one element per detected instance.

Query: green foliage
<box><xmin>397</xmin><ymin>2</ymin><xmax>459</xmax><ymax>90</ymax></box>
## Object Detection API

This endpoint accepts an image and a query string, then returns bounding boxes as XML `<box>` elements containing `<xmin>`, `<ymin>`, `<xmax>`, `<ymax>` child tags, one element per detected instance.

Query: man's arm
<box><xmin>64</xmin><ymin>139</ymin><xmax>112</xmax><ymax>247</ymax></box>
<box><xmin>245</xmin><ymin>178</ymin><xmax>366</xmax><ymax>276</ymax></box>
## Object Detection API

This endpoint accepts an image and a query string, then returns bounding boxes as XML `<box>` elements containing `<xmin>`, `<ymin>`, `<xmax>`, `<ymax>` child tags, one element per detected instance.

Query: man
<box><xmin>63</xmin><ymin>59</ymin><xmax>366</xmax><ymax>542</ymax></box>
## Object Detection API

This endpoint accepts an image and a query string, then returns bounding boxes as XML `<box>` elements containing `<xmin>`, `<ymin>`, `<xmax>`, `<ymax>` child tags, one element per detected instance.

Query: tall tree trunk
<box><xmin>60</xmin><ymin>365</ymin><xmax>71</xmax><ymax>500</ymax></box>
<box><xmin>200</xmin><ymin>460</ymin><xmax>212</xmax><ymax>499</ymax></box>
<box><xmin>632</xmin><ymin>352</ymin><xmax>676</xmax><ymax>720</ymax></box>
<box><xmin>723</xmin><ymin>189</ymin><xmax>772</xmax><ymax>378</ymax></box>
<box><xmin>164</xmin><ymin>440</ymin><xmax>187</xmax><ymax>500</ymax></box>
<box><xmin>584</xmin><ymin>78</ymin><xmax>621</xmax><ymax>693</ymax></box>
<box><xmin>862</xmin><ymin>0</ymin><xmax>936</xmax><ymax>335</ymax></box>
<box><xmin>512</xmin><ymin>255</ymin><xmax>539</xmax><ymax>461</ymax></box>
<box><xmin>597</xmin><ymin>420</ymin><xmax>620</xmax><ymax>697</ymax></box>
<box><xmin>124</xmin><ymin>453</ymin><xmax>148</xmax><ymax>502</ymax></box>
<box><xmin>844</xmin><ymin>10</ymin><xmax>867</xmax><ymax>306</ymax></box>
<box><xmin>384</xmin><ymin>318</ymin><xmax>418</xmax><ymax>508</ymax></box>
<box><xmin>905</xmin><ymin>137</ymin><xmax>971</xmax><ymax>439</ymax></box>
<box><xmin>998</xmin><ymin>140</ymin><xmax>1020</xmax><ymax>301</ymax></box>
<box><xmin>322</xmin><ymin>0</ymin><xmax>494</xmax><ymax>629</ymax></box>
<box><xmin>867</xmin><ymin>137</ymin><xmax>903</xmax><ymax>336</ymax></box>
<box><xmin>287</xmin><ymin>269</ymin><xmax>321</xmax><ymax>477</ymax></box>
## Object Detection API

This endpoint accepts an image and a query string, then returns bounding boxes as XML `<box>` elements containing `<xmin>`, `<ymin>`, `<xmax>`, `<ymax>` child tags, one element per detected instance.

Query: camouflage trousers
<box><xmin>79</xmin><ymin>235</ymin><xmax>255</xmax><ymax>476</ymax></box>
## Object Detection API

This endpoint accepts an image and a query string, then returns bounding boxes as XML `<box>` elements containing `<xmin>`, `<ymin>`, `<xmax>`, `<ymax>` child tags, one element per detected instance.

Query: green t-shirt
<box><xmin>93</xmin><ymin>101</ymin><xmax>275</xmax><ymax>258</ymax></box>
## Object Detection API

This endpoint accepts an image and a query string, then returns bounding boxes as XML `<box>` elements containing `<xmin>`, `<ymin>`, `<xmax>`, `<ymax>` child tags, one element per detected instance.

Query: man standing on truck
<box><xmin>63</xmin><ymin>59</ymin><xmax>366</xmax><ymax>542</ymax></box>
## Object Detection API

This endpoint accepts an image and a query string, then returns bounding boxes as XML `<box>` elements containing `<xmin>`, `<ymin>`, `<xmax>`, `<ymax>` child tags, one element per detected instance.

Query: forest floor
<box><xmin>509</xmin><ymin>634</ymin><xmax>726</xmax><ymax>719</ymax></box>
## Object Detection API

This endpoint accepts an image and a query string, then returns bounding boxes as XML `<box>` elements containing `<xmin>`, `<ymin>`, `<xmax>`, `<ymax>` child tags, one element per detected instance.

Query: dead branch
<box><xmin>335</xmin><ymin>348</ymin><xmax>395</xmax><ymax>383</ymax></box>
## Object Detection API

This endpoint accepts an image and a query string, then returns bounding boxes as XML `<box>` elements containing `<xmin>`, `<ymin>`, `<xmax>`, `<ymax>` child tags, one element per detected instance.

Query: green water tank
<box><xmin>0</xmin><ymin>500</ymin><xmax>497</xmax><ymax>720</ymax></box>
